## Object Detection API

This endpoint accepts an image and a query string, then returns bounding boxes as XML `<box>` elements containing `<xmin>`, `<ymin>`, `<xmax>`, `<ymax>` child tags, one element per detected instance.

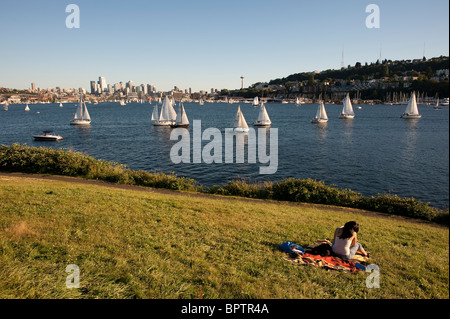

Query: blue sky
<box><xmin>0</xmin><ymin>0</ymin><xmax>448</xmax><ymax>92</ymax></box>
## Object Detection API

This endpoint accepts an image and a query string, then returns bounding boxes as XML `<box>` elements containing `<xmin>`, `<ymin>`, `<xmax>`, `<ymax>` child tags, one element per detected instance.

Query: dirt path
<box><xmin>0</xmin><ymin>171</ymin><xmax>441</xmax><ymax>227</ymax></box>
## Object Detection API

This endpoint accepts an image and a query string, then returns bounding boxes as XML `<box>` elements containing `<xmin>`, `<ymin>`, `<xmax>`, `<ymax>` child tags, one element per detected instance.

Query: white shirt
<box><xmin>332</xmin><ymin>227</ymin><xmax>352</xmax><ymax>257</ymax></box>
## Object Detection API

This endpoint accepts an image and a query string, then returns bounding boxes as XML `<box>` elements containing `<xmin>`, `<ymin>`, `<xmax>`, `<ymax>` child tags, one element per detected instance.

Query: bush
<box><xmin>0</xmin><ymin>144</ymin><xmax>447</xmax><ymax>226</ymax></box>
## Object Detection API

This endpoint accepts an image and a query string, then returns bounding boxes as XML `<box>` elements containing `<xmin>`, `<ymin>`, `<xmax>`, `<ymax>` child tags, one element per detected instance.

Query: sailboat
<box><xmin>25</xmin><ymin>104</ymin><xmax>30</xmax><ymax>111</ymax></box>
<box><xmin>232</xmin><ymin>106</ymin><xmax>249</xmax><ymax>132</ymax></box>
<box><xmin>434</xmin><ymin>96</ymin><xmax>442</xmax><ymax>110</ymax></box>
<box><xmin>311</xmin><ymin>101</ymin><xmax>328</xmax><ymax>123</ymax></box>
<box><xmin>152</xmin><ymin>96</ymin><xmax>177</xmax><ymax>126</ymax></box>
<box><xmin>253</xmin><ymin>102</ymin><xmax>271</xmax><ymax>126</ymax></box>
<box><xmin>70</xmin><ymin>95</ymin><xmax>91</xmax><ymax>125</ymax></box>
<box><xmin>199</xmin><ymin>98</ymin><xmax>204</xmax><ymax>106</ymax></box>
<box><xmin>170</xmin><ymin>102</ymin><xmax>190</xmax><ymax>128</ymax></box>
<box><xmin>401</xmin><ymin>92</ymin><xmax>421</xmax><ymax>119</ymax></box>
<box><xmin>59</xmin><ymin>102</ymin><xmax>63</xmax><ymax>108</ymax></box>
<box><xmin>339</xmin><ymin>93</ymin><xmax>355</xmax><ymax>119</ymax></box>
<box><xmin>120</xmin><ymin>100</ymin><xmax>126</xmax><ymax>106</ymax></box>
<box><xmin>252</xmin><ymin>96</ymin><xmax>259</xmax><ymax>107</ymax></box>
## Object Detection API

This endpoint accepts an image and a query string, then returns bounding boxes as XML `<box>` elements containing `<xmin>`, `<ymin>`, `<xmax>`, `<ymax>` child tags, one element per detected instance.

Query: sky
<box><xmin>0</xmin><ymin>0</ymin><xmax>448</xmax><ymax>92</ymax></box>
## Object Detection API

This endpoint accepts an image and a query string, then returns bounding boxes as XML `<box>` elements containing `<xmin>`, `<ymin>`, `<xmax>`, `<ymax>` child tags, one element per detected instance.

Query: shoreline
<box><xmin>1</xmin><ymin>171</ymin><xmax>446</xmax><ymax>229</ymax></box>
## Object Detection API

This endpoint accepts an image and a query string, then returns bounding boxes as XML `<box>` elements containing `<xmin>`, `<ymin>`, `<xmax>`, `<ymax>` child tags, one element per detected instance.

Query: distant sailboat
<box><xmin>253</xmin><ymin>102</ymin><xmax>271</xmax><ymax>126</ymax></box>
<box><xmin>151</xmin><ymin>104</ymin><xmax>159</xmax><ymax>121</ymax></box>
<box><xmin>152</xmin><ymin>96</ymin><xmax>177</xmax><ymax>126</ymax></box>
<box><xmin>25</xmin><ymin>104</ymin><xmax>30</xmax><ymax>111</ymax></box>
<box><xmin>434</xmin><ymin>96</ymin><xmax>441</xmax><ymax>110</ymax></box>
<box><xmin>252</xmin><ymin>96</ymin><xmax>259</xmax><ymax>107</ymax></box>
<box><xmin>59</xmin><ymin>102</ymin><xmax>63</xmax><ymax>108</ymax></box>
<box><xmin>232</xmin><ymin>105</ymin><xmax>249</xmax><ymax>132</ymax></box>
<box><xmin>339</xmin><ymin>93</ymin><xmax>355</xmax><ymax>119</ymax></box>
<box><xmin>70</xmin><ymin>95</ymin><xmax>91</xmax><ymax>125</ymax></box>
<box><xmin>170</xmin><ymin>102</ymin><xmax>190</xmax><ymax>128</ymax></box>
<box><xmin>199</xmin><ymin>99</ymin><xmax>204</xmax><ymax>106</ymax></box>
<box><xmin>295</xmin><ymin>97</ymin><xmax>304</xmax><ymax>106</ymax></box>
<box><xmin>120</xmin><ymin>100</ymin><xmax>126</xmax><ymax>106</ymax></box>
<box><xmin>401</xmin><ymin>92</ymin><xmax>422</xmax><ymax>119</ymax></box>
<box><xmin>311</xmin><ymin>101</ymin><xmax>328</xmax><ymax>123</ymax></box>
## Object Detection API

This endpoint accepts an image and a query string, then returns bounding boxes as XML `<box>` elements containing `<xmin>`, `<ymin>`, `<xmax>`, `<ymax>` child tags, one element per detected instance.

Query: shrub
<box><xmin>0</xmin><ymin>144</ymin><xmax>447</xmax><ymax>225</ymax></box>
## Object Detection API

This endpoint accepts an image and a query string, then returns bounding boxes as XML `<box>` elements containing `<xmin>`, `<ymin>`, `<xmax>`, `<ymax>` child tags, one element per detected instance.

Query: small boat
<box><xmin>33</xmin><ymin>131</ymin><xmax>63</xmax><ymax>141</ymax></box>
<box><xmin>120</xmin><ymin>100</ymin><xmax>126</xmax><ymax>106</ymax></box>
<box><xmin>295</xmin><ymin>97</ymin><xmax>304</xmax><ymax>106</ymax></box>
<box><xmin>199</xmin><ymin>99</ymin><xmax>204</xmax><ymax>106</ymax></box>
<box><xmin>253</xmin><ymin>102</ymin><xmax>271</xmax><ymax>126</ymax></box>
<box><xmin>25</xmin><ymin>104</ymin><xmax>30</xmax><ymax>111</ymax></box>
<box><xmin>440</xmin><ymin>98</ymin><xmax>449</xmax><ymax>106</ymax></box>
<box><xmin>170</xmin><ymin>102</ymin><xmax>190</xmax><ymax>128</ymax></box>
<box><xmin>231</xmin><ymin>105</ymin><xmax>249</xmax><ymax>132</ymax></box>
<box><xmin>401</xmin><ymin>92</ymin><xmax>422</xmax><ymax>119</ymax></box>
<box><xmin>252</xmin><ymin>96</ymin><xmax>259</xmax><ymax>107</ymax></box>
<box><xmin>152</xmin><ymin>96</ymin><xmax>177</xmax><ymax>126</ymax></box>
<box><xmin>434</xmin><ymin>97</ymin><xmax>442</xmax><ymax>110</ymax></box>
<box><xmin>70</xmin><ymin>95</ymin><xmax>91</xmax><ymax>125</ymax></box>
<box><xmin>356</xmin><ymin>106</ymin><xmax>362</xmax><ymax>109</ymax></box>
<box><xmin>59</xmin><ymin>102</ymin><xmax>63</xmax><ymax>108</ymax></box>
<box><xmin>311</xmin><ymin>101</ymin><xmax>328</xmax><ymax>123</ymax></box>
<box><xmin>339</xmin><ymin>93</ymin><xmax>355</xmax><ymax>119</ymax></box>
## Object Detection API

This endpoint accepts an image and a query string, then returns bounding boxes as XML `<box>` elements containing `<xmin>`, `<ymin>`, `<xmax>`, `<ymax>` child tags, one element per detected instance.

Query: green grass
<box><xmin>0</xmin><ymin>175</ymin><xmax>448</xmax><ymax>299</ymax></box>
<box><xmin>1</xmin><ymin>144</ymin><xmax>448</xmax><ymax>225</ymax></box>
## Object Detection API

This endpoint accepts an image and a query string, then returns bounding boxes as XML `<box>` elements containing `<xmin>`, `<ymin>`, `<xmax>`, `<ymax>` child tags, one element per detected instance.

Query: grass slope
<box><xmin>0</xmin><ymin>175</ymin><xmax>448</xmax><ymax>299</ymax></box>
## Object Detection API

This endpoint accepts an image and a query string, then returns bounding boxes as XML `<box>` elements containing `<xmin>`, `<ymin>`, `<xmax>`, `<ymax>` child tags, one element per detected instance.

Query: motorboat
<box><xmin>33</xmin><ymin>131</ymin><xmax>63</xmax><ymax>141</ymax></box>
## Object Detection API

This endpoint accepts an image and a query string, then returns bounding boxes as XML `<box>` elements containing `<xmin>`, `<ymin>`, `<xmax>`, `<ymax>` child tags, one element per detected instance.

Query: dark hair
<box><xmin>339</xmin><ymin>221</ymin><xmax>359</xmax><ymax>239</ymax></box>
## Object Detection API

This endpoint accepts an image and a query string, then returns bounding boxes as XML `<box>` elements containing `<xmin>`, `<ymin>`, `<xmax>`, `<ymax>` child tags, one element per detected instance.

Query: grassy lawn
<box><xmin>0</xmin><ymin>175</ymin><xmax>448</xmax><ymax>299</ymax></box>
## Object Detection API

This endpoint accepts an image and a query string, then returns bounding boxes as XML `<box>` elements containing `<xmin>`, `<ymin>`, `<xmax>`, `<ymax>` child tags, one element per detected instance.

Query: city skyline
<box><xmin>0</xmin><ymin>0</ymin><xmax>448</xmax><ymax>92</ymax></box>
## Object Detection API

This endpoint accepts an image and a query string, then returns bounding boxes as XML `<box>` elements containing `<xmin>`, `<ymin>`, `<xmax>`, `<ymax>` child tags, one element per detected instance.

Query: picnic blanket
<box><xmin>280</xmin><ymin>239</ymin><xmax>368</xmax><ymax>273</ymax></box>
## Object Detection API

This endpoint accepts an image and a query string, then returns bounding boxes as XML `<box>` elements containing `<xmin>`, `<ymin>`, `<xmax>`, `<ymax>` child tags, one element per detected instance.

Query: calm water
<box><xmin>1</xmin><ymin>101</ymin><xmax>448</xmax><ymax>209</ymax></box>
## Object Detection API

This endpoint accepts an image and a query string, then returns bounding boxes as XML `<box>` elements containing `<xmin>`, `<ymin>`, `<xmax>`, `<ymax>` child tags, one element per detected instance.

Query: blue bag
<box><xmin>279</xmin><ymin>242</ymin><xmax>305</xmax><ymax>254</ymax></box>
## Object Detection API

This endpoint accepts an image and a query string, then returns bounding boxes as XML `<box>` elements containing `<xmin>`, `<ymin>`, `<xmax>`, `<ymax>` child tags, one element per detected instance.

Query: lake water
<box><xmin>1</xmin><ymin>101</ymin><xmax>448</xmax><ymax>209</ymax></box>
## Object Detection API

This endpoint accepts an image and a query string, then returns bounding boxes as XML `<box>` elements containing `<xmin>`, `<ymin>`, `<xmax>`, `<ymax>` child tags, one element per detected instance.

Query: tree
<box><xmin>307</xmin><ymin>74</ymin><xmax>315</xmax><ymax>86</ymax></box>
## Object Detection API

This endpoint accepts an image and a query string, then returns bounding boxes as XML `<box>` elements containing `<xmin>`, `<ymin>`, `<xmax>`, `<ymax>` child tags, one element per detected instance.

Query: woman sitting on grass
<box><xmin>332</xmin><ymin>221</ymin><xmax>370</xmax><ymax>260</ymax></box>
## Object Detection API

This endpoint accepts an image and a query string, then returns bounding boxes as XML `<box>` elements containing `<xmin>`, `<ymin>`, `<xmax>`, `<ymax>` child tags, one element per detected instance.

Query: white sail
<box><xmin>404</xmin><ymin>92</ymin><xmax>420</xmax><ymax>115</ymax></box>
<box><xmin>168</xmin><ymin>98</ymin><xmax>177</xmax><ymax>120</ymax></box>
<box><xmin>175</xmin><ymin>102</ymin><xmax>189</xmax><ymax>125</ymax></box>
<box><xmin>159</xmin><ymin>96</ymin><xmax>171</xmax><ymax>121</ymax></box>
<box><xmin>82</xmin><ymin>101</ymin><xmax>91</xmax><ymax>121</ymax></box>
<box><xmin>25</xmin><ymin>104</ymin><xmax>30</xmax><ymax>111</ymax></box>
<box><xmin>74</xmin><ymin>98</ymin><xmax>83</xmax><ymax>120</ymax></box>
<box><xmin>317</xmin><ymin>101</ymin><xmax>328</xmax><ymax>120</ymax></box>
<box><xmin>59</xmin><ymin>103</ymin><xmax>63</xmax><ymax>107</ymax></box>
<box><xmin>342</xmin><ymin>93</ymin><xmax>354</xmax><ymax>116</ymax></box>
<box><xmin>256</xmin><ymin>102</ymin><xmax>271</xmax><ymax>124</ymax></box>
<box><xmin>151</xmin><ymin>104</ymin><xmax>158</xmax><ymax>121</ymax></box>
<box><xmin>253</xmin><ymin>96</ymin><xmax>259</xmax><ymax>106</ymax></box>
<box><xmin>233</xmin><ymin>106</ymin><xmax>249</xmax><ymax>129</ymax></box>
